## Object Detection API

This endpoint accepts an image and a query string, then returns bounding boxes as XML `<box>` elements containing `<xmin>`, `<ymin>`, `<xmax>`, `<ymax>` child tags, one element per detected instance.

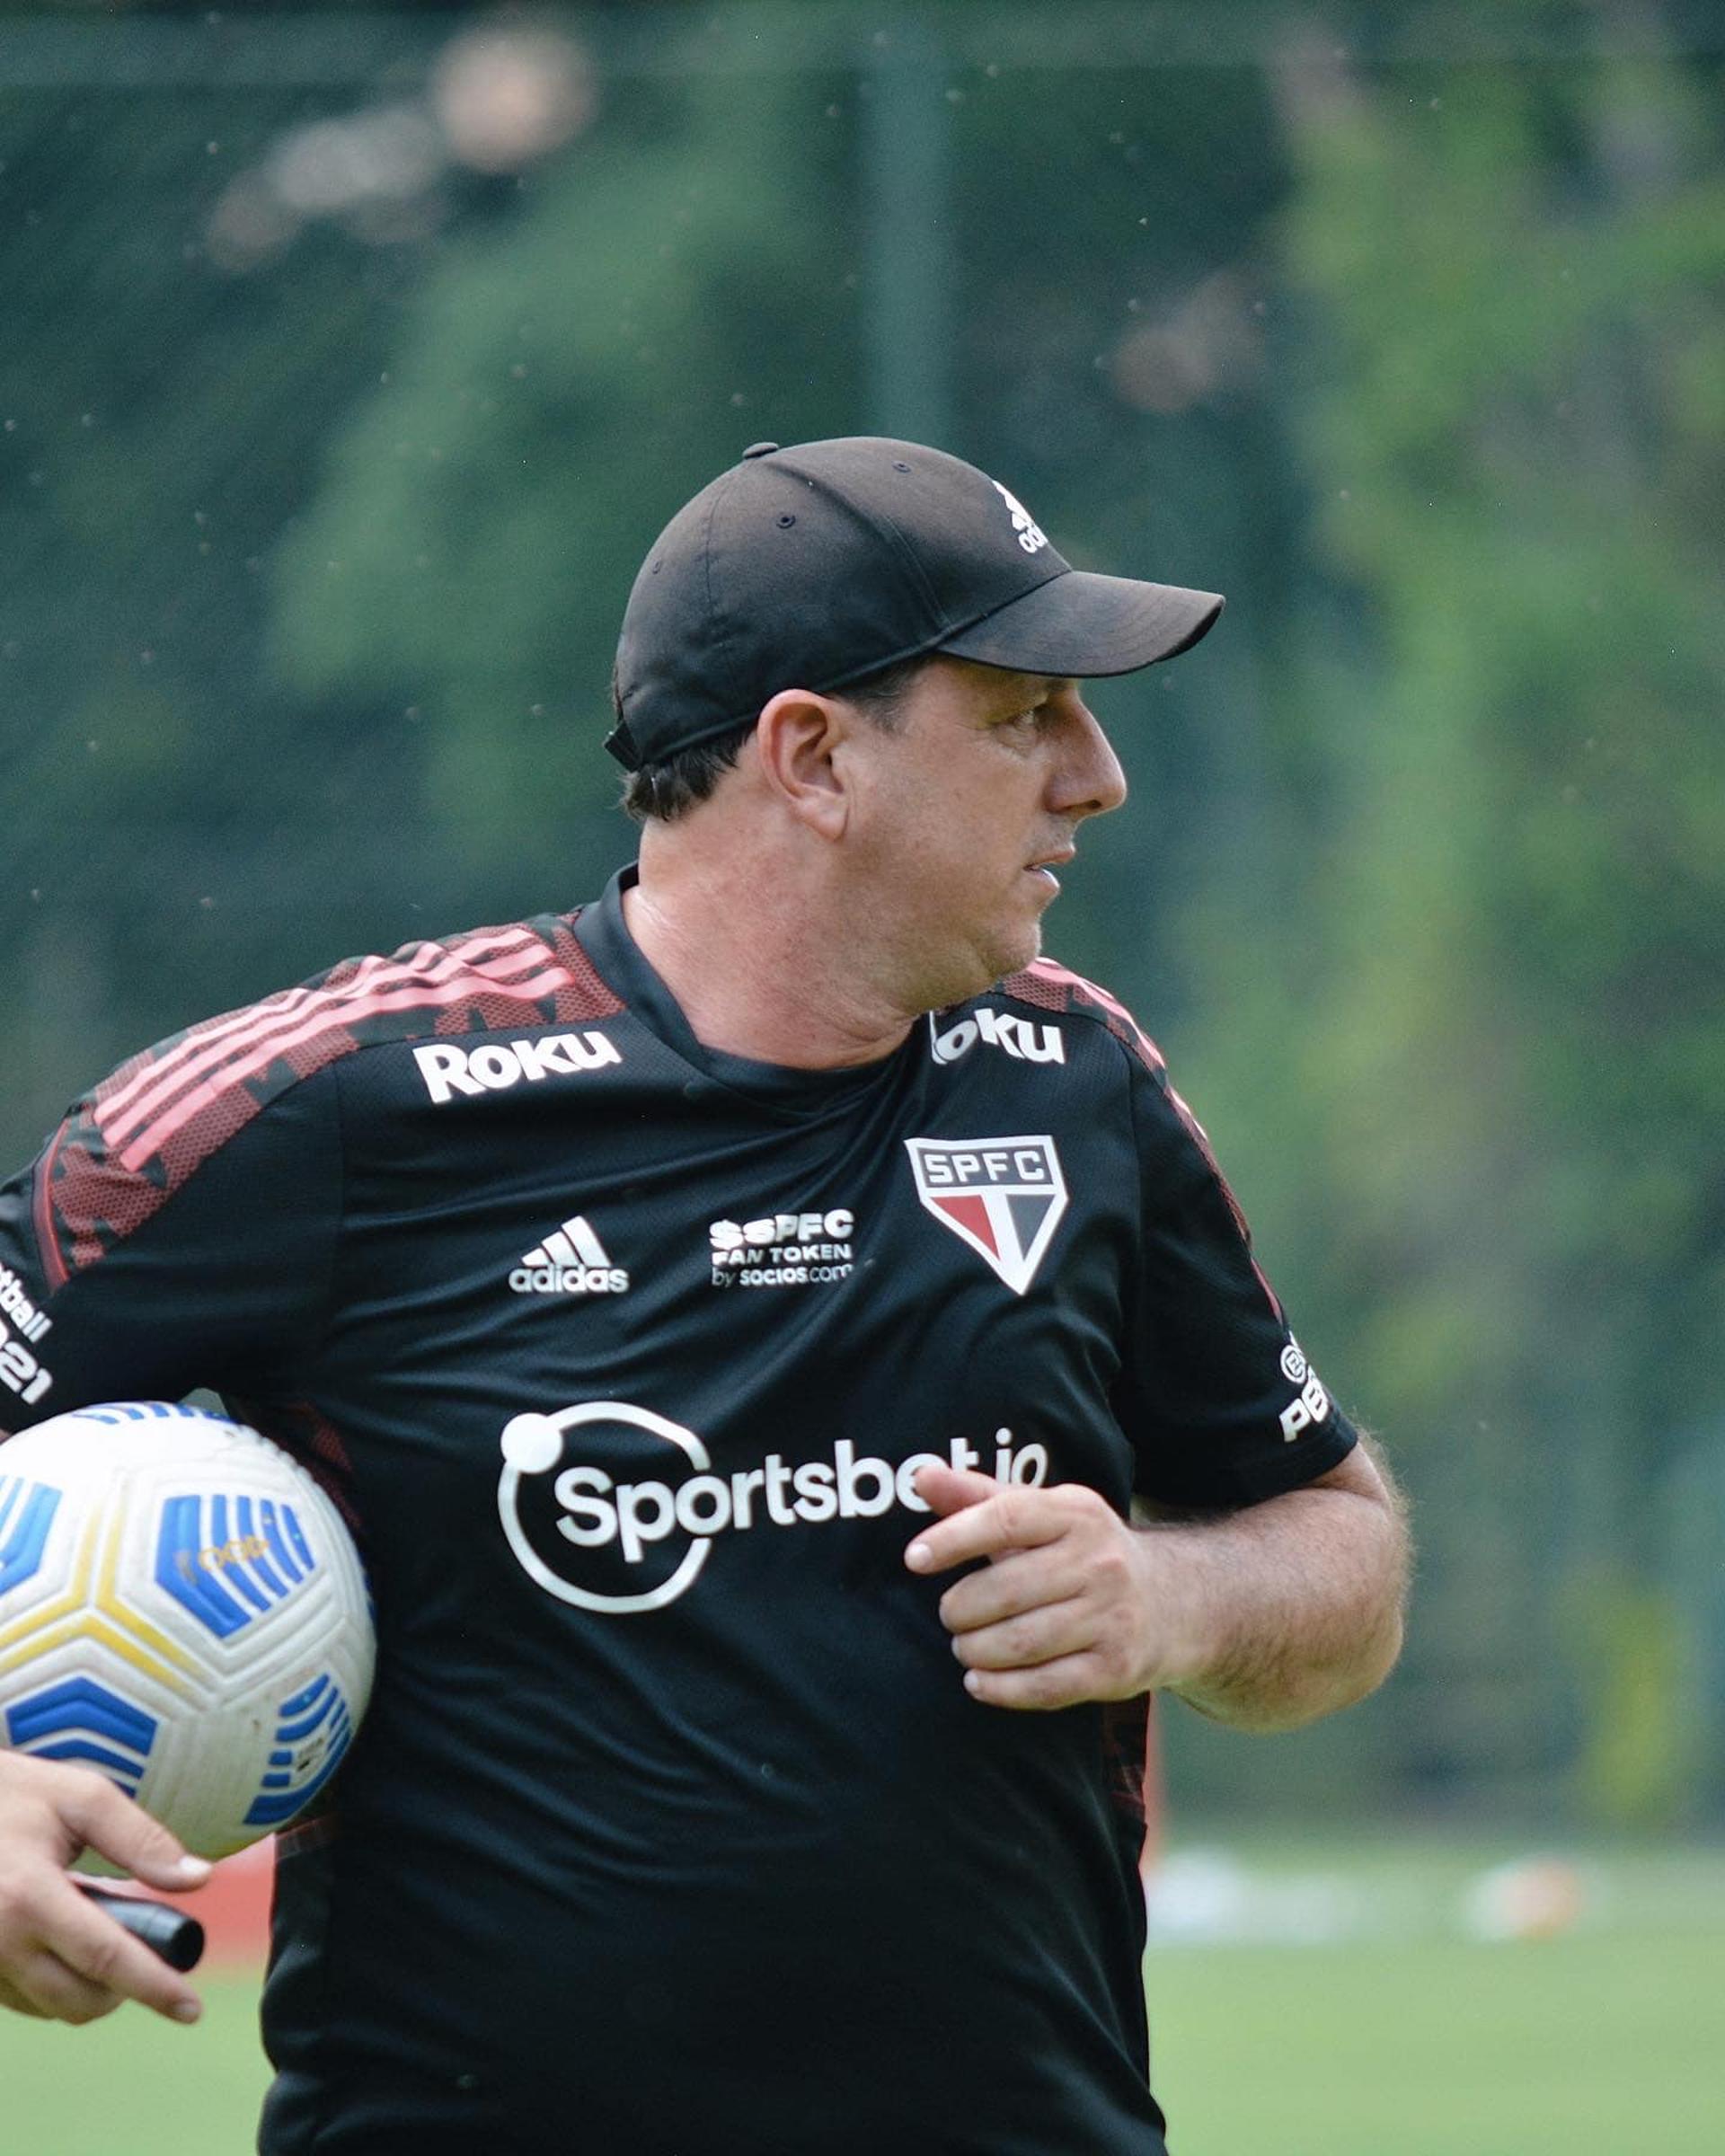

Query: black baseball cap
<box><xmin>606</xmin><ymin>436</ymin><xmax>1224</xmax><ymax>770</ymax></box>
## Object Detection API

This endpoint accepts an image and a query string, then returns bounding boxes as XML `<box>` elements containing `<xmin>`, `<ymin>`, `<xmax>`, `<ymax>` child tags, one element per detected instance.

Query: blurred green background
<box><xmin>2</xmin><ymin>0</ymin><xmax>1722</xmax><ymax>2140</ymax></box>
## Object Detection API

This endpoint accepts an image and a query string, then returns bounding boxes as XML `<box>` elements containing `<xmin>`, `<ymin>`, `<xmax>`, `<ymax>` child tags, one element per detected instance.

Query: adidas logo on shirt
<box><xmin>509</xmin><ymin>1216</ymin><xmax>629</xmax><ymax>1297</ymax></box>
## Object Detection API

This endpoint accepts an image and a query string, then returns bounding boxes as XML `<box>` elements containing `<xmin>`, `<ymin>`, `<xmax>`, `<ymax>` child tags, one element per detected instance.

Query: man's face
<box><xmin>836</xmin><ymin>656</ymin><xmax>1128</xmax><ymax>1012</ymax></box>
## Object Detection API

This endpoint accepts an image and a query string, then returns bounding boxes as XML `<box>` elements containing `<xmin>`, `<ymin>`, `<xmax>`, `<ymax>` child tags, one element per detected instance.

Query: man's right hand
<box><xmin>0</xmin><ymin>1752</ymin><xmax>209</xmax><ymax>2024</ymax></box>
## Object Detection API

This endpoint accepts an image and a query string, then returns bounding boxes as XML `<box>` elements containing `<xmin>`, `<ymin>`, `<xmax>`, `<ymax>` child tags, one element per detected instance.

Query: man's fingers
<box><xmin>947</xmin><ymin>1595</ymin><xmax>1093</xmax><ymax>1673</ymax></box>
<box><xmin>906</xmin><ymin>1477</ymin><xmax>1073</xmax><ymax>1575</ymax></box>
<box><xmin>936</xmin><ymin>1546</ymin><xmax>1092</xmax><ymax>1635</ymax></box>
<box><xmin>907</xmin><ymin>1475</ymin><xmax>1153</xmax><ymax>1707</ymax></box>
<box><xmin>0</xmin><ymin>1941</ymin><xmax>127</xmax><ymax>2025</ymax></box>
<box><xmin>0</xmin><ymin>1759</ymin><xmax>207</xmax><ymax>2023</ymax></box>
<box><xmin>910</xmin><ymin>1463</ymin><xmax>1002</xmax><ymax>1520</ymax></box>
<box><xmin>49</xmin><ymin>1889</ymin><xmax>202</xmax><ymax>2023</ymax></box>
<box><xmin>0</xmin><ymin>1867</ymin><xmax>202</xmax><ymax>2025</ymax></box>
<box><xmin>56</xmin><ymin>1778</ymin><xmax>208</xmax><ymax>1894</ymax></box>
<box><xmin>960</xmin><ymin>1655</ymin><xmax>1108</xmax><ymax>1713</ymax></box>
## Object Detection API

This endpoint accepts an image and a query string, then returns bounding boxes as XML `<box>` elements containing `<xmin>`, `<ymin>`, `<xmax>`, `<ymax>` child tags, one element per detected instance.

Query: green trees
<box><xmin>274</xmin><ymin>63</ymin><xmax>864</xmax><ymax>870</ymax></box>
<box><xmin>1266</xmin><ymin>40</ymin><xmax>1725</xmax><ymax>1819</ymax></box>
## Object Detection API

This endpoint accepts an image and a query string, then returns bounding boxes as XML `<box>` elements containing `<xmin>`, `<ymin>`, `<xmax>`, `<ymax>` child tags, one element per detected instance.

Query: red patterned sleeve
<box><xmin>2</xmin><ymin>913</ymin><xmax>612</xmax><ymax>1432</ymax></box>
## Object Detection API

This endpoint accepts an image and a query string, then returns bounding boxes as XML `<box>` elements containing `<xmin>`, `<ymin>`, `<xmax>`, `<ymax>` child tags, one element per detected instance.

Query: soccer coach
<box><xmin>0</xmin><ymin>437</ymin><xmax>1407</xmax><ymax>2154</ymax></box>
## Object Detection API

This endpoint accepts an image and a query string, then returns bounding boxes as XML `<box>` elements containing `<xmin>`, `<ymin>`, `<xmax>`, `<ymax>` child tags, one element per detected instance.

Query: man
<box><xmin>0</xmin><ymin>437</ymin><xmax>1405</xmax><ymax>2153</ymax></box>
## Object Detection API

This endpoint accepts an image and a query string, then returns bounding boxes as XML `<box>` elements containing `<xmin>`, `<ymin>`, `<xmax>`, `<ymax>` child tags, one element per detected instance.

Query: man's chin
<box><xmin>905</xmin><ymin>915</ymin><xmax>1044</xmax><ymax>1015</ymax></box>
<box><xmin>980</xmin><ymin>918</ymin><xmax>1042</xmax><ymax>990</ymax></box>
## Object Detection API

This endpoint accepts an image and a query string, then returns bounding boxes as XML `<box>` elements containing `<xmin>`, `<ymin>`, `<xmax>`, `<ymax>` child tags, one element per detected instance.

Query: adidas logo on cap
<box><xmin>509</xmin><ymin>1216</ymin><xmax>629</xmax><ymax>1297</ymax></box>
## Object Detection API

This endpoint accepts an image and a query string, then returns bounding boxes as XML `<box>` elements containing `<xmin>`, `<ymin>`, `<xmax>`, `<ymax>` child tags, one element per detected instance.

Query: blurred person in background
<box><xmin>0</xmin><ymin>438</ymin><xmax>1406</xmax><ymax>2155</ymax></box>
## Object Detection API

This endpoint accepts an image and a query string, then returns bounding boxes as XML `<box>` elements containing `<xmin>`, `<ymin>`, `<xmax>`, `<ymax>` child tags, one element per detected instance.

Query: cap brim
<box><xmin>937</xmin><ymin>568</ymin><xmax>1223</xmax><ymax>679</ymax></box>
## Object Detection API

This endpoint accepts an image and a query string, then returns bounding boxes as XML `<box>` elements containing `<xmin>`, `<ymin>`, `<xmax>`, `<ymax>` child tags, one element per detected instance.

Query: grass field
<box><xmin>2</xmin><ymin>1838</ymin><xmax>1721</xmax><ymax>2154</ymax></box>
<box><xmin>1150</xmin><ymin>1927</ymin><xmax>1725</xmax><ymax>2153</ymax></box>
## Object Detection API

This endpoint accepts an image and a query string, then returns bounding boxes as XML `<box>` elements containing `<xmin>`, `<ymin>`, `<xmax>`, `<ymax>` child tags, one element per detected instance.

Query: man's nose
<box><xmin>1053</xmin><ymin>700</ymin><xmax>1128</xmax><ymax>819</ymax></box>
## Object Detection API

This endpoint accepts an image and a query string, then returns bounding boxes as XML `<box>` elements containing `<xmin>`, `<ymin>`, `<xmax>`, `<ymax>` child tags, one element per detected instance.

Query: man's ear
<box><xmin>754</xmin><ymin>689</ymin><xmax>853</xmax><ymax>840</ymax></box>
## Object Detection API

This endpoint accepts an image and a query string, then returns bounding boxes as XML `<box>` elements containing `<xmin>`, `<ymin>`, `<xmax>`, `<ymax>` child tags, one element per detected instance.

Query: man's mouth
<box><xmin>1027</xmin><ymin>847</ymin><xmax>1075</xmax><ymax>890</ymax></box>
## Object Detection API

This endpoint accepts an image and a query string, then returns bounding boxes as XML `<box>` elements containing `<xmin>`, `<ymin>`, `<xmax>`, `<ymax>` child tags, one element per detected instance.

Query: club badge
<box><xmin>905</xmin><ymin>1135</ymin><xmax>1068</xmax><ymax>1295</ymax></box>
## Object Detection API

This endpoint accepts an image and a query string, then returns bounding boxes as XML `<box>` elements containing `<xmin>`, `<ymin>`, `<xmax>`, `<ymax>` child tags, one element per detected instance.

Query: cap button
<box><xmin>740</xmin><ymin>441</ymin><xmax>780</xmax><ymax>459</ymax></box>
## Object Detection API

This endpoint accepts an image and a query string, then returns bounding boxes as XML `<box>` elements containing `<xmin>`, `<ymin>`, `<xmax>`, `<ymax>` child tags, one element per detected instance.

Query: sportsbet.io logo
<box><xmin>496</xmin><ymin>1403</ymin><xmax>1048</xmax><ymax>1616</ymax></box>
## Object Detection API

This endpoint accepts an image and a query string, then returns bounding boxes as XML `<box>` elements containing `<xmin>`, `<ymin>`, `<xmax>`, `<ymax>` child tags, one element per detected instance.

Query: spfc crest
<box><xmin>905</xmin><ymin>1135</ymin><xmax>1068</xmax><ymax>1296</ymax></box>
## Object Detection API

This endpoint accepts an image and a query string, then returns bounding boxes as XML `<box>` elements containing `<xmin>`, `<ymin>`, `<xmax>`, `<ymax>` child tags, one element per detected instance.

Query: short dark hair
<box><xmin>618</xmin><ymin>653</ymin><xmax>928</xmax><ymax>824</ymax></box>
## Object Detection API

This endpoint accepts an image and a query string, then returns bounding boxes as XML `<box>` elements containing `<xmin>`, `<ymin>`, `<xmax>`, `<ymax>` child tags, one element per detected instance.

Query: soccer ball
<box><xmin>0</xmin><ymin>1401</ymin><xmax>374</xmax><ymax>1862</ymax></box>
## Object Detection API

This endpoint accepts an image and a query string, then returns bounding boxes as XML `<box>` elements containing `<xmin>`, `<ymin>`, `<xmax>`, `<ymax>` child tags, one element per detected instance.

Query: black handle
<box><xmin>76</xmin><ymin>1883</ymin><xmax>206</xmax><ymax>1973</ymax></box>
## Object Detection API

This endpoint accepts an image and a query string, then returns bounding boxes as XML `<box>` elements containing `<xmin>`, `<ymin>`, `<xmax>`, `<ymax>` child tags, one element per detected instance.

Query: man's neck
<box><xmin>622</xmin><ymin>836</ymin><xmax>916</xmax><ymax>1071</ymax></box>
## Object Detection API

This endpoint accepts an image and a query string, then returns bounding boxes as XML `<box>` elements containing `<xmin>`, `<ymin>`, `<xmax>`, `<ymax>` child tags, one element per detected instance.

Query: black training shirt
<box><xmin>0</xmin><ymin>867</ymin><xmax>1355</xmax><ymax>2156</ymax></box>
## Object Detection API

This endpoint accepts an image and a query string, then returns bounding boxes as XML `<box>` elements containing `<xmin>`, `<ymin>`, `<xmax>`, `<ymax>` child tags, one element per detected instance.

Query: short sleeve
<box><xmin>0</xmin><ymin>1056</ymin><xmax>340</xmax><ymax>1435</ymax></box>
<box><xmin>1110</xmin><ymin>1048</ymin><xmax>1356</xmax><ymax>1509</ymax></box>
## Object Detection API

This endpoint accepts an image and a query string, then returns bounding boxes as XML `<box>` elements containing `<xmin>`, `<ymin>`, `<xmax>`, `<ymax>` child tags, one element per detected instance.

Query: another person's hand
<box><xmin>906</xmin><ymin>1465</ymin><xmax>1161</xmax><ymax>1710</ymax></box>
<box><xmin>0</xmin><ymin>1752</ymin><xmax>208</xmax><ymax>2023</ymax></box>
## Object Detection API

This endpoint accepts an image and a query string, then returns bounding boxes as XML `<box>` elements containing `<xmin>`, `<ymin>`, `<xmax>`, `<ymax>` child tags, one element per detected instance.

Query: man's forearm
<box><xmin>1140</xmin><ymin>1437</ymin><xmax>1409</xmax><ymax>1732</ymax></box>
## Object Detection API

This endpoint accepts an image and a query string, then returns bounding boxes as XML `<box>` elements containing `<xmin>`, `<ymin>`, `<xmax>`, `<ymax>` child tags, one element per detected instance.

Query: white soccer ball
<box><xmin>0</xmin><ymin>1401</ymin><xmax>374</xmax><ymax>1862</ymax></box>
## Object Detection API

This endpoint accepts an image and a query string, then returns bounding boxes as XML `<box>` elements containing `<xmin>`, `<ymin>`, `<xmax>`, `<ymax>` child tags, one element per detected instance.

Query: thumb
<box><xmin>912</xmin><ymin>1462</ymin><xmax>1002</xmax><ymax>1518</ymax></box>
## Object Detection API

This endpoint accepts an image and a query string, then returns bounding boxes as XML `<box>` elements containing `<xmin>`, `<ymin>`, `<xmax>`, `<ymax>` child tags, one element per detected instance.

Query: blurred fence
<box><xmin>4</xmin><ymin>0</ymin><xmax>1722</xmax><ymax>1828</ymax></box>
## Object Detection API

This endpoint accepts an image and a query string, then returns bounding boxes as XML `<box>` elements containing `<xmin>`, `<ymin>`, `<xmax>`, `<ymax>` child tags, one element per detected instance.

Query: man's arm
<box><xmin>906</xmin><ymin>1436</ymin><xmax>1408</xmax><ymax>1730</ymax></box>
<box><xmin>0</xmin><ymin>1021</ymin><xmax>344</xmax><ymax>2024</ymax></box>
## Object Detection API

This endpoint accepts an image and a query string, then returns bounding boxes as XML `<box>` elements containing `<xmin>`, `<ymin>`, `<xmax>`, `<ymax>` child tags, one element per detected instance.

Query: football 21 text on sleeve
<box><xmin>0</xmin><ymin>439</ymin><xmax>1407</xmax><ymax>2156</ymax></box>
